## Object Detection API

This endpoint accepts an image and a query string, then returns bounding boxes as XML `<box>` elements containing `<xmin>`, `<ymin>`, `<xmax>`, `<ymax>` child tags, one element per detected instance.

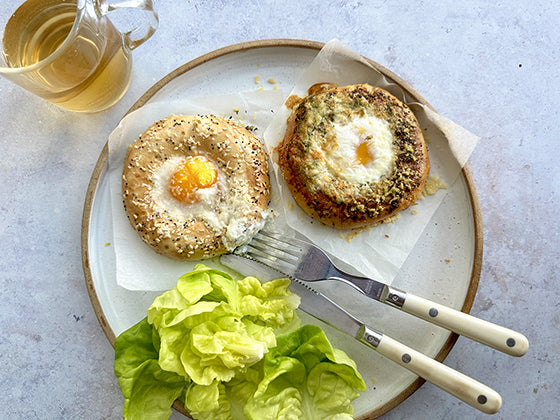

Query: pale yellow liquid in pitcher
<box><xmin>2</xmin><ymin>0</ymin><xmax>132</xmax><ymax>112</ymax></box>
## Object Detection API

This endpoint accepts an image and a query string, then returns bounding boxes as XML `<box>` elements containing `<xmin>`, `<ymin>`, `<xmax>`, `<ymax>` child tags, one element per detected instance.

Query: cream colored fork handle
<box><xmin>333</xmin><ymin>270</ymin><xmax>528</xmax><ymax>357</ymax></box>
<box><xmin>360</xmin><ymin>328</ymin><xmax>502</xmax><ymax>414</ymax></box>
<box><xmin>401</xmin><ymin>292</ymin><xmax>529</xmax><ymax>357</ymax></box>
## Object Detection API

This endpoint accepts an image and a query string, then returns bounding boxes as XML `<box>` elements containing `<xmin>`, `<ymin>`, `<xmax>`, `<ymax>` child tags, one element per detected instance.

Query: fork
<box><xmin>236</xmin><ymin>229</ymin><xmax>529</xmax><ymax>357</ymax></box>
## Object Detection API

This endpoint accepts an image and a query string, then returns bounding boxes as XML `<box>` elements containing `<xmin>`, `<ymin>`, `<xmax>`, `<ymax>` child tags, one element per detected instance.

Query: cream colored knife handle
<box><xmin>398</xmin><ymin>292</ymin><xmax>529</xmax><ymax>357</ymax></box>
<box><xmin>359</xmin><ymin>327</ymin><xmax>502</xmax><ymax>414</ymax></box>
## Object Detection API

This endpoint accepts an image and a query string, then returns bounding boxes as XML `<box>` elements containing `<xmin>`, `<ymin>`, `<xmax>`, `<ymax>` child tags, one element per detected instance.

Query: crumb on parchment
<box><xmin>422</xmin><ymin>175</ymin><xmax>447</xmax><ymax>197</ymax></box>
<box><xmin>336</xmin><ymin>212</ymin><xmax>403</xmax><ymax>243</ymax></box>
<box><xmin>338</xmin><ymin>227</ymin><xmax>371</xmax><ymax>243</ymax></box>
<box><xmin>372</xmin><ymin>213</ymin><xmax>401</xmax><ymax>226</ymax></box>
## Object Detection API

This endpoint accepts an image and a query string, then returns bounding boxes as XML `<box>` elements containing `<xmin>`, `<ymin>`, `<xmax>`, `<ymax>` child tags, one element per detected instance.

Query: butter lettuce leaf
<box><xmin>114</xmin><ymin>318</ymin><xmax>188</xmax><ymax>420</ymax></box>
<box><xmin>114</xmin><ymin>266</ymin><xmax>364</xmax><ymax>420</ymax></box>
<box><xmin>181</xmin><ymin>316</ymin><xmax>276</xmax><ymax>385</ymax></box>
<box><xmin>146</xmin><ymin>264</ymin><xmax>299</xmax><ymax>386</ymax></box>
<box><xmin>185</xmin><ymin>382</ymin><xmax>232</xmax><ymax>420</ymax></box>
<box><xmin>243</xmin><ymin>325</ymin><xmax>366</xmax><ymax>420</ymax></box>
<box><xmin>237</xmin><ymin>276</ymin><xmax>300</xmax><ymax>329</ymax></box>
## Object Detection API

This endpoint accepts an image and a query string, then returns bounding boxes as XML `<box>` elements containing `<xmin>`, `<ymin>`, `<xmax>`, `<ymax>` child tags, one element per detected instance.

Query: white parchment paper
<box><xmin>107</xmin><ymin>39</ymin><xmax>479</xmax><ymax>291</ymax></box>
<box><xmin>263</xmin><ymin>39</ymin><xmax>480</xmax><ymax>284</ymax></box>
<box><xmin>107</xmin><ymin>90</ymin><xmax>285</xmax><ymax>291</ymax></box>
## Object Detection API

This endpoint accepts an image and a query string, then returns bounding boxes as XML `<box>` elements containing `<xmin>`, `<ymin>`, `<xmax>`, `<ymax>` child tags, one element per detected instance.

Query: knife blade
<box><xmin>220</xmin><ymin>253</ymin><xmax>502</xmax><ymax>415</ymax></box>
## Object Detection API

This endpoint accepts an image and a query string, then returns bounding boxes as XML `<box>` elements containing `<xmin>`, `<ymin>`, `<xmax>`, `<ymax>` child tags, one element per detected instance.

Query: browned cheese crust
<box><xmin>277</xmin><ymin>83</ymin><xmax>430</xmax><ymax>229</ymax></box>
<box><xmin>122</xmin><ymin>115</ymin><xmax>271</xmax><ymax>260</ymax></box>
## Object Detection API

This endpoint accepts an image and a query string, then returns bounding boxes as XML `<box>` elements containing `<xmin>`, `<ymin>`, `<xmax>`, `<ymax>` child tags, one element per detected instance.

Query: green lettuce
<box><xmin>114</xmin><ymin>265</ymin><xmax>366</xmax><ymax>420</ymax></box>
<box><xmin>184</xmin><ymin>382</ymin><xmax>231</xmax><ymax>420</ymax></box>
<box><xmin>186</xmin><ymin>325</ymin><xmax>366</xmax><ymax>420</ymax></box>
<box><xmin>113</xmin><ymin>318</ymin><xmax>189</xmax><ymax>420</ymax></box>
<box><xmin>243</xmin><ymin>325</ymin><xmax>367</xmax><ymax>420</ymax></box>
<box><xmin>115</xmin><ymin>264</ymin><xmax>300</xmax><ymax>419</ymax></box>
<box><xmin>146</xmin><ymin>264</ymin><xmax>299</xmax><ymax>385</ymax></box>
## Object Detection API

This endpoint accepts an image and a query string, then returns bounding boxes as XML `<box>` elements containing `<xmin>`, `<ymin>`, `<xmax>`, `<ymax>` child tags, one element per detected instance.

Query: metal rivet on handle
<box><xmin>401</xmin><ymin>353</ymin><xmax>411</xmax><ymax>363</ymax></box>
<box><xmin>429</xmin><ymin>308</ymin><xmax>438</xmax><ymax>317</ymax></box>
<box><xmin>506</xmin><ymin>338</ymin><xmax>516</xmax><ymax>347</ymax></box>
<box><xmin>477</xmin><ymin>395</ymin><xmax>487</xmax><ymax>404</ymax></box>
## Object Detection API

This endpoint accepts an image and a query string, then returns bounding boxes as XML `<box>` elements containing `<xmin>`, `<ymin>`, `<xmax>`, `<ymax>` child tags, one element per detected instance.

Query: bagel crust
<box><xmin>277</xmin><ymin>84</ymin><xmax>430</xmax><ymax>229</ymax></box>
<box><xmin>122</xmin><ymin>115</ymin><xmax>271</xmax><ymax>261</ymax></box>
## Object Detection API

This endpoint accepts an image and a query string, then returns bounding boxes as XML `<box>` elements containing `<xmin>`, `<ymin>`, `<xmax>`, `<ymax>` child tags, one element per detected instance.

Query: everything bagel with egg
<box><xmin>122</xmin><ymin>115</ymin><xmax>271</xmax><ymax>261</ymax></box>
<box><xmin>277</xmin><ymin>83</ymin><xmax>430</xmax><ymax>229</ymax></box>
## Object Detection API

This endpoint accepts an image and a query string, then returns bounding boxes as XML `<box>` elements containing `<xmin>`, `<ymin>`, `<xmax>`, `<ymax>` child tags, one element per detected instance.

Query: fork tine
<box><xmin>250</xmin><ymin>239</ymin><xmax>300</xmax><ymax>263</ymax></box>
<box><xmin>243</xmin><ymin>244</ymin><xmax>297</xmax><ymax>274</ymax></box>
<box><xmin>254</xmin><ymin>231</ymin><xmax>302</xmax><ymax>257</ymax></box>
<box><xmin>246</xmin><ymin>240</ymin><xmax>298</xmax><ymax>264</ymax></box>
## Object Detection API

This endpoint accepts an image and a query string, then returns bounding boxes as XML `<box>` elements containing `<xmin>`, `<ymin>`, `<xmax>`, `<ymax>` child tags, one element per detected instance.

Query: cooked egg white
<box><xmin>151</xmin><ymin>156</ymin><xmax>267</xmax><ymax>249</ymax></box>
<box><xmin>323</xmin><ymin>114</ymin><xmax>395</xmax><ymax>183</ymax></box>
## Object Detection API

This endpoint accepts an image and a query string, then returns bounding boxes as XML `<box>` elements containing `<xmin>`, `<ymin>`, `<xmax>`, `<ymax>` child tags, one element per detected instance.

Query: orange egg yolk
<box><xmin>356</xmin><ymin>141</ymin><xmax>374</xmax><ymax>165</ymax></box>
<box><xmin>169</xmin><ymin>156</ymin><xmax>217</xmax><ymax>203</ymax></box>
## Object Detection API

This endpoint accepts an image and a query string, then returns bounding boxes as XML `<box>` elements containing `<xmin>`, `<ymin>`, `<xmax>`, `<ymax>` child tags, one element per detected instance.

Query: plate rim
<box><xmin>81</xmin><ymin>38</ymin><xmax>483</xmax><ymax>419</ymax></box>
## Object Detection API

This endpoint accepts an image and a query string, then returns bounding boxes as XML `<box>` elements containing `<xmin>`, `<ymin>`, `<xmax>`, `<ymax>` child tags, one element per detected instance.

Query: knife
<box><xmin>243</xmin><ymin>230</ymin><xmax>529</xmax><ymax>357</ymax></box>
<box><xmin>220</xmin><ymin>254</ymin><xmax>502</xmax><ymax>415</ymax></box>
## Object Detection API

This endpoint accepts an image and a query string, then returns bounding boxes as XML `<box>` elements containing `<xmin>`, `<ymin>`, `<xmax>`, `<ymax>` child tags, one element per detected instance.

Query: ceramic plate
<box><xmin>81</xmin><ymin>39</ymin><xmax>482</xmax><ymax>419</ymax></box>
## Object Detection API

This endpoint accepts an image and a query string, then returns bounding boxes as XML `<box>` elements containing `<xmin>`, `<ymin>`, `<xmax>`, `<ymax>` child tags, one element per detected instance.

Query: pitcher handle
<box><xmin>97</xmin><ymin>0</ymin><xmax>159</xmax><ymax>50</ymax></box>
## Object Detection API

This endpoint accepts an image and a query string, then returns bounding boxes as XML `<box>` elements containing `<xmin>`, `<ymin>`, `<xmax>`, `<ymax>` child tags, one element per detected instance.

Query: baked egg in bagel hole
<box><xmin>122</xmin><ymin>115</ymin><xmax>272</xmax><ymax>261</ymax></box>
<box><xmin>168</xmin><ymin>156</ymin><xmax>218</xmax><ymax>204</ymax></box>
<box><xmin>277</xmin><ymin>83</ymin><xmax>430</xmax><ymax>229</ymax></box>
<box><xmin>322</xmin><ymin>114</ymin><xmax>395</xmax><ymax>184</ymax></box>
<box><xmin>151</xmin><ymin>154</ymin><xmax>224</xmax><ymax>226</ymax></box>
